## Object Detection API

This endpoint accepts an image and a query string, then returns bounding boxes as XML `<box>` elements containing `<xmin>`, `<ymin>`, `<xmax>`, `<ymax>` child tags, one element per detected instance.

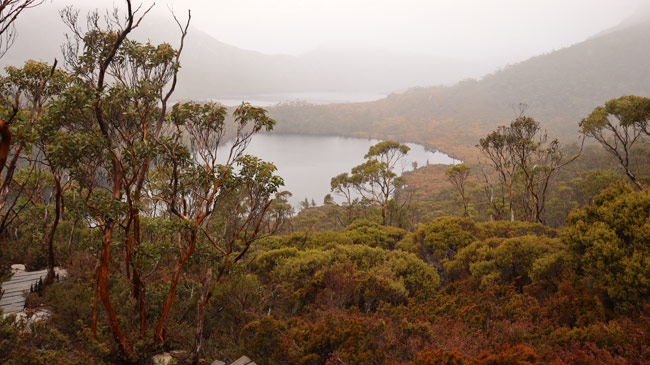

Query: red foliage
<box><xmin>410</xmin><ymin>348</ymin><xmax>466</xmax><ymax>364</ymax></box>
<box><xmin>475</xmin><ymin>343</ymin><xmax>537</xmax><ymax>364</ymax></box>
<box><xmin>551</xmin><ymin>343</ymin><xmax>626</xmax><ymax>364</ymax></box>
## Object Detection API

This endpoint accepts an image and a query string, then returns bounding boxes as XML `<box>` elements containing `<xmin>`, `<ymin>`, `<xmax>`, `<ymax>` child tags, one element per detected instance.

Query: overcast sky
<box><xmin>177</xmin><ymin>0</ymin><xmax>645</xmax><ymax>62</ymax></box>
<box><xmin>28</xmin><ymin>0</ymin><xmax>649</xmax><ymax>66</ymax></box>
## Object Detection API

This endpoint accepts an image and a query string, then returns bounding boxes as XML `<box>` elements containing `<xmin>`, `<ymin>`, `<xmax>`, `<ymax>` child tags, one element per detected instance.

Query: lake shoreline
<box><xmin>215</xmin><ymin>134</ymin><xmax>460</xmax><ymax>207</ymax></box>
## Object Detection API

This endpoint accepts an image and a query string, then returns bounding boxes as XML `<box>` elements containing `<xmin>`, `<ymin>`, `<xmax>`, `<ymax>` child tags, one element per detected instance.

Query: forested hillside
<box><xmin>1</xmin><ymin>1</ymin><xmax>650</xmax><ymax>365</ymax></box>
<box><xmin>269</xmin><ymin>14</ymin><xmax>650</xmax><ymax>161</ymax></box>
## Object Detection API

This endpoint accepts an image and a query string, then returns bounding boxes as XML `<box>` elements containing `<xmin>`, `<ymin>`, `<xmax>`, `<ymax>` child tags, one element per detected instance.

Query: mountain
<box><xmin>267</xmin><ymin>12</ymin><xmax>650</xmax><ymax>161</ymax></box>
<box><xmin>7</xmin><ymin>2</ymin><xmax>650</xmax><ymax>162</ymax></box>
<box><xmin>1</xmin><ymin>2</ymin><xmax>476</xmax><ymax>99</ymax></box>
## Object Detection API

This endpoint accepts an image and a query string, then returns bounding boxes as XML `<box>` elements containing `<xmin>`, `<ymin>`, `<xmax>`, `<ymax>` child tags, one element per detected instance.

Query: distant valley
<box><xmin>6</xmin><ymin>2</ymin><xmax>650</xmax><ymax>163</ymax></box>
<box><xmin>267</xmin><ymin>12</ymin><xmax>650</xmax><ymax>161</ymax></box>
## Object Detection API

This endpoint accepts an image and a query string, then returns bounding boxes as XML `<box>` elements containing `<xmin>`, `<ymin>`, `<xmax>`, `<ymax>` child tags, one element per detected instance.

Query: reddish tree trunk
<box><xmin>0</xmin><ymin>121</ymin><xmax>10</xmax><ymax>176</ymax></box>
<box><xmin>154</xmin><ymin>231</ymin><xmax>197</xmax><ymax>342</ymax></box>
<box><xmin>98</xmin><ymin>223</ymin><xmax>134</xmax><ymax>358</ymax></box>
<box><xmin>45</xmin><ymin>175</ymin><xmax>62</xmax><ymax>284</ymax></box>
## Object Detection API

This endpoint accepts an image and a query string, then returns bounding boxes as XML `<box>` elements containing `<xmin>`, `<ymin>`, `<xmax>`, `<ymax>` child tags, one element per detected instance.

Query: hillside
<box><xmin>268</xmin><ymin>15</ymin><xmax>650</xmax><ymax>161</ymax></box>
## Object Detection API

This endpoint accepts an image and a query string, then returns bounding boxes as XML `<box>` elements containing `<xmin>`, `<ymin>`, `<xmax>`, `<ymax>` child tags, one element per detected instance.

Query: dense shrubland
<box><xmin>0</xmin><ymin>1</ymin><xmax>650</xmax><ymax>364</ymax></box>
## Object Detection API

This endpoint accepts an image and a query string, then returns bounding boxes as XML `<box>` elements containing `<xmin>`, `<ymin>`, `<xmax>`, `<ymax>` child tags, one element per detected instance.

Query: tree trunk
<box><xmin>96</xmin><ymin>154</ymin><xmax>133</xmax><ymax>358</ymax></box>
<box><xmin>0</xmin><ymin>120</ymin><xmax>11</xmax><ymax>177</ymax></box>
<box><xmin>131</xmin><ymin>158</ymin><xmax>150</xmax><ymax>336</ymax></box>
<box><xmin>98</xmin><ymin>223</ymin><xmax>134</xmax><ymax>358</ymax></box>
<box><xmin>508</xmin><ymin>179</ymin><xmax>515</xmax><ymax>222</ymax></box>
<box><xmin>191</xmin><ymin>267</ymin><xmax>214</xmax><ymax>363</ymax></box>
<box><xmin>45</xmin><ymin>174</ymin><xmax>62</xmax><ymax>284</ymax></box>
<box><xmin>154</xmin><ymin>258</ymin><xmax>186</xmax><ymax>342</ymax></box>
<box><xmin>462</xmin><ymin>199</ymin><xmax>470</xmax><ymax>218</ymax></box>
<box><xmin>91</xmin><ymin>263</ymin><xmax>99</xmax><ymax>336</ymax></box>
<box><xmin>0</xmin><ymin>145</ymin><xmax>22</xmax><ymax>233</ymax></box>
<box><xmin>155</xmin><ymin>231</ymin><xmax>197</xmax><ymax>342</ymax></box>
<box><xmin>133</xmin><ymin>267</ymin><xmax>146</xmax><ymax>337</ymax></box>
<box><xmin>67</xmin><ymin>219</ymin><xmax>77</xmax><ymax>265</ymax></box>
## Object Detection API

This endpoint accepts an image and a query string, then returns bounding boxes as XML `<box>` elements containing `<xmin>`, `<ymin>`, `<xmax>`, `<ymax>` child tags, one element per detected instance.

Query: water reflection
<box><xmin>216</xmin><ymin>134</ymin><xmax>460</xmax><ymax>207</ymax></box>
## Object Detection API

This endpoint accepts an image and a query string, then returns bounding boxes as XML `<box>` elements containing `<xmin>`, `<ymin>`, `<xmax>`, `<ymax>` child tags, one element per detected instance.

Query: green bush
<box><xmin>25</xmin><ymin>245</ymin><xmax>48</xmax><ymax>271</ymax></box>
<box><xmin>445</xmin><ymin>235</ymin><xmax>567</xmax><ymax>290</ymax></box>
<box><xmin>565</xmin><ymin>182</ymin><xmax>650</xmax><ymax>310</ymax></box>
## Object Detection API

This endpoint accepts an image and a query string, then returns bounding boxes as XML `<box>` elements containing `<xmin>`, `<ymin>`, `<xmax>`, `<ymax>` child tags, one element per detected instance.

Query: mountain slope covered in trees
<box><xmin>269</xmin><ymin>14</ymin><xmax>650</xmax><ymax>160</ymax></box>
<box><xmin>2</xmin><ymin>2</ymin><xmax>650</xmax><ymax>364</ymax></box>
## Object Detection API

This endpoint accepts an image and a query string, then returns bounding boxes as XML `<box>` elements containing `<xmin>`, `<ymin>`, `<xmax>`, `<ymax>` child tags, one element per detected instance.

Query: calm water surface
<box><xmin>214</xmin><ymin>92</ymin><xmax>387</xmax><ymax>107</ymax></box>
<box><xmin>216</xmin><ymin>134</ymin><xmax>460</xmax><ymax>207</ymax></box>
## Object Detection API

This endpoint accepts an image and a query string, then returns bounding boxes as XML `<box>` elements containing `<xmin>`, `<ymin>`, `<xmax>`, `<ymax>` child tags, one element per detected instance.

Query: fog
<box><xmin>181</xmin><ymin>0</ymin><xmax>645</xmax><ymax>65</ymax></box>
<box><xmin>5</xmin><ymin>0</ymin><xmax>647</xmax><ymax>97</ymax></box>
<box><xmin>21</xmin><ymin>1</ymin><xmax>645</xmax><ymax>68</ymax></box>
<box><xmin>174</xmin><ymin>1</ymin><xmax>646</xmax><ymax>67</ymax></box>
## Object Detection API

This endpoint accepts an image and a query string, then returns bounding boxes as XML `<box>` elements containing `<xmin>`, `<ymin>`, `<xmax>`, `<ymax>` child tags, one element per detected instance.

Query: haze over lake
<box><xmin>216</xmin><ymin>134</ymin><xmax>460</xmax><ymax>207</ymax></box>
<box><xmin>214</xmin><ymin>92</ymin><xmax>388</xmax><ymax>107</ymax></box>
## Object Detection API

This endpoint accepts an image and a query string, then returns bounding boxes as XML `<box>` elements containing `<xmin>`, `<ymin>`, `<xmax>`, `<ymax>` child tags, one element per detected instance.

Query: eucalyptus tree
<box><xmin>330</xmin><ymin>172</ymin><xmax>359</xmax><ymax>225</ymax></box>
<box><xmin>0</xmin><ymin>1</ymin><xmax>58</xmax><ymax>240</ymax></box>
<box><xmin>23</xmin><ymin>61</ymin><xmax>70</xmax><ymax>283</ymax></box>
<box><xmin>477</xmin><ymin>126</ymin><xmax>517</xmax><ymax>221</ymax></box>
<box><xmin>0</xmin><ymin>60</ymin><xmax>65</xmax><ymax>238</ymax></box>
<box><xmin>190</xmin><ymin>155</ymin><xmax>283</xmax><ymax>361</ymax></box>
<box><xmin>446</xmin><ymin>163</ymin><xmax>471</xmax><ymax>217</ymax></box>
<box><xmin>479</xmin><ymin>117</ymin><xmax>578</xmax><ymax>223</ymax></box>
<box><xmin>263</xmin><ymin>190</ymin><xmax>293</xmax><ymax>233</ymax></box>
<box><xmin>332</xmin><ymin>140</ymin><xmax>409</xmax><ymax>225</ymax></box>
<box><xmin>153</xmin><ymin>101</ymin><xmax>280</xmax><ymax>347</ymax></box>
<box><xmin>49</xmin><ymin>0</ymin><xmax>188</xmax><ymax>357</ymax></box>
<box><xmin>507</xmin><ymin>116</ymin><xmax>571</xmax><ymax>223</ymax></box>
<box><xmin>579</xmin><ymin>95</ymin><xmax>650</xmax><ymax>190</ymax></box>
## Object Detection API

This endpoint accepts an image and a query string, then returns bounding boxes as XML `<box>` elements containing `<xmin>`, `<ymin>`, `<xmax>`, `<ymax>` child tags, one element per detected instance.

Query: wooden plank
<box><xmin>1</xmin><ymin>267</ymin><xmax>66</xmax><ymax>315</ymax></box>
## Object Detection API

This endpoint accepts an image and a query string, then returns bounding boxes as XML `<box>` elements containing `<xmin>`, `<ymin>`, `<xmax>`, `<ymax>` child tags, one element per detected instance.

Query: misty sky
<box><xmin>175</xmin><ymin>0</ymin><xmax>645</xmax><ymax>63</ymax></box>
<box><xmin>22</xmin><ymin>0</ymin><xmax>648</xmax><ymax>68</ymax></box>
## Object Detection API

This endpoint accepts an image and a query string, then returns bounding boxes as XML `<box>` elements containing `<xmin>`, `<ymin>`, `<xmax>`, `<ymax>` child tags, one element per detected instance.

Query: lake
<box><xmin>214</xmin><ymin>92</ymin><xmax>387</xmax><ymax>107</ymax></box>
<box><xmin>216</xmin><ymin>134</ymin><xmax>460</xmax><ymax>208</ymax></box>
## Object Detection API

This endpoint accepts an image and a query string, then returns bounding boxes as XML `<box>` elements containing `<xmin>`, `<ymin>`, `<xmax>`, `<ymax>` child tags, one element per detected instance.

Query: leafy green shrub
<box><xmin>240</xmin><ymin>316</ymin><xmax>292</xmax><ymax>364</ymax></box>
<box><xmin>445</xmin><ymin>235</ymin><xmax>567</xmax><ymax>290</ymax></box>
<box><xmin>475</xmin><ymin>220</ymin><xmax>558</xmax><ymax>239</ymax></box>
<box><xmin>565</xmin><ymin>182</ymin><xmax>650</xmax><ymax>310</ymax></box>
<box><xmin>25</xmin><ymin>245</ymin><xmax>48</xmax><ymax>271</ymax></box>
<box><xmin>258</xmin><ymin>231</ymin><xmax>350</xmax><ymax>251</ymax></box>
<box><xmin>253</xmin><ymin>245</ymin><xmax>439</xmax><ymax>312</ymax></box>
<box><xmin>397</xmin><ymin>217</ymin><xmax>477</xmax><ymax>266</ymax></box>
<box><xmin>343</xmin><ymin>219</ymin><xmax>407</xmax><ymax>249</ymax></box>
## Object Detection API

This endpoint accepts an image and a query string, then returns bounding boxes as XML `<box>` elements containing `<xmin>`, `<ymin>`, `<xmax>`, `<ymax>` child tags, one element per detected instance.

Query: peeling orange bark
<box><xmin>0</xmin><ymin>120</ymin><xmax>11</xmax><ymax>175</ymax></box>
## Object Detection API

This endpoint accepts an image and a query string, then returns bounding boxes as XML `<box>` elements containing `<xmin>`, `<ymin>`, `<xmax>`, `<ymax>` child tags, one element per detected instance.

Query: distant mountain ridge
<box><xmin>589</xmin><ymin>3</ymin><xmax>650</xmax><ymax>39</ymax></box>
<box><xmin>6</xmin><ymin>2</ymin><xmax>650</xmax><ymax>162</ymax></box>
<box><xmin>267</xmin><ymin>14</ymin><xmax>650</xmax><ymax>161</ymax></box>
<box><xmin>2</xmin><ymin>3</ymin><xmax>478</xmax><ymax>99</ymax></box>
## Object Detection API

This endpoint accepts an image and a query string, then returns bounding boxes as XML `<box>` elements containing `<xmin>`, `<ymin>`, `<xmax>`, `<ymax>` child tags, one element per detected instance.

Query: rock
<box><xmin>210</xmin><ymin>360</ymin><xmax>226</xmax><ymax>365</ymax></box>
<box><xmin>12</xmin><ymin>308</ymin><xmax>53</xmax><ymax>330</ymax></box>
<box><xmin>152</xmin><ymin>352</ymin><xmax>176</xmax><ymax>365</ymax></box>
<box><xmin>231</xmin><ymin>356</ymin><xmax>256</xmax><ymax>365</ymax></box>
<box><xmin>56</xmin><ymin>268</ymin><xmax>69</xmax><ymax>280</ymax></box>
<box><xmin>169</xmin><ymin>350</ymin><xmax>188</xmax><ymax>359</ymax></box>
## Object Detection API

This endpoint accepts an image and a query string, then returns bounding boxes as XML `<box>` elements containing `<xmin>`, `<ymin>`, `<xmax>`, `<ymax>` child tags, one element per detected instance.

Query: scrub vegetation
<box><xmin>1</xmin><ymin>1</ymin><xmax>650</xmax><ymax>364</ymax></box>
